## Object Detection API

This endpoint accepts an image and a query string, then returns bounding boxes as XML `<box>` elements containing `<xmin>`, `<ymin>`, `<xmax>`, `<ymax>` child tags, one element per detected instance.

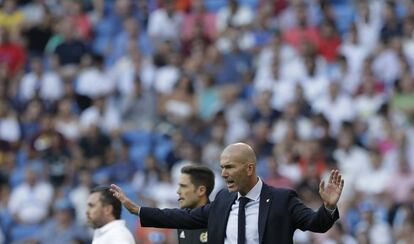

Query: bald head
<box><xmin>221</xmin><ymin>143</ymin><xmax>256</xmax><ymax>165</ymax></box>
<box><xmin>220</xmin><ymin>143</ymin><xmax>258</xmax><ymax>195</ymax></box>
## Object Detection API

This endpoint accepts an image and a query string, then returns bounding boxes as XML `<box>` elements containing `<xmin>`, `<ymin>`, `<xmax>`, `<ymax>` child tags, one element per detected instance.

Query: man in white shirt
<box><xmin>111</xmin><ymin>143</ymin><xmax>344</xmax><ymax>244</ymax></box>
<box><xmin>19</xmin><ymin>57</ymin><xmax>64</xmax><ymax>103</ymax></box>
<box><xmin>87</xmin><ymin>186</ymin><xmax>135</xmax><ymax>244</ymax></box>
<box><xmin>8</xmin><ymin>165</ymin><xmax>53</xmax><ymax>224</ymax></box>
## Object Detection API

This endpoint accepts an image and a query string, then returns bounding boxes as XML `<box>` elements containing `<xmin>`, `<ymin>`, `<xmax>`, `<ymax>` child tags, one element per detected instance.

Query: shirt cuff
<box><xmin>324</xmin><ymin>206</ymin><xmax>336</xmax><ymax>216</ymax></box>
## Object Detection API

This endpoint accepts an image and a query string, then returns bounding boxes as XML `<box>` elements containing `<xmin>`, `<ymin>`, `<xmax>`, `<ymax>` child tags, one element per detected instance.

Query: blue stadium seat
<box><xmin>129</xmin><ymin>143</ymin><xmax>151</xmax><ymax>170</ymax></box>
<box><xmin>9</xmin><ymin>224</ymin><xmax>40</xmax><ymax>243</ymax></box>
<box><xmin>153</xmin><ymin>134</ymin><xmax>173</xmax><ymax>164</ymax></box>
<box><xmin>122</xmin><ymin>130</ymin><xmax>153</xmax><ymax>145</ymax></box>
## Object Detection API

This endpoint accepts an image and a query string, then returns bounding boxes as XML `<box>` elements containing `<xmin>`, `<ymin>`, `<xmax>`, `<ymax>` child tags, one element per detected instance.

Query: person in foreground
<box><xmin>176</xmin><ymin>165</ymin><xmax>214</xmax><ymax>243</ymax></box>
<box><xmin>111</xmin><ymin>142</ymin><xmax>344</xmax><ymax>244</ymax></box>
<box><xmin>87</xmin><ymin>186</ymin><xmax>136</xmax><ymax>244</ymax></box>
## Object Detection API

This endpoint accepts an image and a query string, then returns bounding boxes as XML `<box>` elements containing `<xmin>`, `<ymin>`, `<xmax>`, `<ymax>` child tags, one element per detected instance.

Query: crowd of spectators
<box><xmin>0</xmin><ymin>0</ymin><xmax>414</xmax><ymax>243</ymax></box>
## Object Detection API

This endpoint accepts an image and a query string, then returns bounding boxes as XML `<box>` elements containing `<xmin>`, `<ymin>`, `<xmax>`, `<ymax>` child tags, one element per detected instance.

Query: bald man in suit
<box><xmin>111</xmin><ymin>142</ymin><xmax>344</xmax><ymax>244</ymax></box>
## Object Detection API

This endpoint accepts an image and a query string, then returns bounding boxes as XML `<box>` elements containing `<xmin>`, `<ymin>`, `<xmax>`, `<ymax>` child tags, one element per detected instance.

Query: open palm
<box><xmin>319</xmin><ymin>170</ymin><xmax>344</xmax><ymax>209</ymax></box>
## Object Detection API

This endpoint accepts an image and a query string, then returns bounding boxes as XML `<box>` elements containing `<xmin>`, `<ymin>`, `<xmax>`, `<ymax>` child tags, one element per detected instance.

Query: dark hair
<box><xmin>181</xmin><ymin>165</ymin><xmax>215</xmax><ymax>197</ymax></box>
<box><xmin>91</xmin><ymin>186</ymin><xmax>122</xmax><ymax>219</ymax></box>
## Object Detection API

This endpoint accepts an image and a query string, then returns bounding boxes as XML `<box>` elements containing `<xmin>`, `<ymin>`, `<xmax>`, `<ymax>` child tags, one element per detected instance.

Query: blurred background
<box><xmin>0</xmin><ymin>0</ymin><xmax>413</xmax><ymax>243</ymax></box>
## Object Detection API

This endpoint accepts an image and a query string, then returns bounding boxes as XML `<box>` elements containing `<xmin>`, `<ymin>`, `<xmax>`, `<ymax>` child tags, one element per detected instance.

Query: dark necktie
<box><xmin>238</xmin><ymin>197</ymin><xmax>250</xmax><ymax>244</ymax></box>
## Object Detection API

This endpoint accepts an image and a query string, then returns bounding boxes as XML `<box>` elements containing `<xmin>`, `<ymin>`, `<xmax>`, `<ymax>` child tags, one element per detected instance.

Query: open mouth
<box><xmin>226</xmin><ymin>181</ymin><xmax>235</xmax><ymax>188</ymax></box>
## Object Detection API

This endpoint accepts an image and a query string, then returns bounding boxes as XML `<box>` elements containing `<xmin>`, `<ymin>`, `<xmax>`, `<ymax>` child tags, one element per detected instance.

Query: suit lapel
<box><xmin>219</xmin><ymin>192</ymin><xmax>237</xmax><ymax>243</ymax></box>
<box><xmin>258</xmin><ymin>184</ymin><xmax>271</xmax><ymax>244</ymax></box>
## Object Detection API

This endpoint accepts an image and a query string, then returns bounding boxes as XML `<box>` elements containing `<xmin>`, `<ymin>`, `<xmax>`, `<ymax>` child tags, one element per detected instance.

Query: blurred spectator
<box><xmin>313</xmin><ymin>82</ymin><xmax>356</xmax><ymax>134</ymax></box>
<box><xmin>278</xmin><ymin>0</ymin><xmax>321</xmax><ymax>32</ymax></box>
<box><xmin>202</xmin><ymin>124</ymin><xmax>225</xmax><ymax>168</ymax></box>
<box><xmin>300</xmin><ymin>52</ymin><xmax>329</xmax><ymax>105</ymax></box>
<box><xmin>392</xmin><ymin>187</ymin><xmax>414</xmax><ymax>243</ymax></box>
<box><xmin>354</xmin><ymin>148</ymin><xmax>390</xmax><ymax>195</ymax></box>
<box><xmin>21</xmin><ymin>0</ymin><xmax>47</xmax><ymax>26</ymax></box>
<box><xmin>263</xmin><ymin>155</ymin><xmax>294</xmax><ymax>189</ymax></box>
<box><xmin>19</xmin><ymin>56</ymin><xmax>64</xmax><ymax>103</ymax></box>
<box><xmin>391</xmin><ymin>71</ymin><xmax>414</xmax><ymax>119</ymax></box>
<box><xmin>65</xmin><ymin>0</ymin><xmax>92</xmax><ymax>40</ymax></box>
<box><xmin>53</xmin><ymin>18</ymin><xmax>88</xmax><ymax>66</ymax></box>
<box><xmin>372</xmin><ymin>36</ymin><xmax>404</xmax><ymax>86</ymax></box>
<box><xmin>148</xmin><ymin>0</ymin><xmax>182</xmax><ymax>45</ymax></box>
<box><xmin>256</xmin><ymin>57</ymin><xmax>296</xmax><ymax>112</ymax></box>
<box><xmin>271</xmin><ymin>102</ymin><xmax>312</xmax><ymax>143</ymax></box>
<box><xmin>69</xmin><ymin>169</ymin><xmax>94</xmax><ymax>225</ymax></box>
<box><xmin>386</xmin><ymin>152</ymin><xmax>414</xmax><ymax>203</ymax></box>
<box><xmin>380</xmin><ymin>1</ymin><xmax>402</xmax><ymax>45</ymax></box>
<box><xmin>108</xmin><ymin>140</ymin><xmax>135</xmax><ymax>184</ymax></box>
<box><xmin>132</xmin><ymin>154</ymin><xmax>163</xmax><ymax>193</ymax></box>
<box><xmin>311</xmin><ymin>114</ymin><xmax>337</xmax><ymax>158</ymax></box>
<box><xmin>19</xmin><ymin>99</ymin><xmax>42</xmax><ymax>141</ymax></box>
<box><xmin>339</xmin><ymin>24</ymin><xmax>369</xmax><ymax>87</ymax></box>
<box><xmin>32</xmin><ymin>198</ymin><xmax>90</xmax><ymax>244</ymax></box>
<box><xmin>217</xmin><ymin>0</ymin><xmax>254</xmax><ymax>33</ymax></box>
<box><xmin>109</xmin><ymin>15</ymin><xmax>153</xmax><ymax>64</ymax></box>
<box><xmin>0</xmin><ymin>0</ymin><xmax>24</xmax><ymax>38</ymax></box>
<box><xmin>247</xmin><ymin>120</ymin><xmax>274</xmax><ymax>160</ymax></box>
<box><xmin>321</xmin><ymin>222</ymin><xmax>357</xmax><ymax>244</ymax></box>
<box><xmin>79</xmin><ymin>96</ymin><xmax>120</xmax><ymax>134</ymax></box>
<box><xmin>54</xmin><ymin>98</ymin><xmax>81</xmax><ymax>142</ymax></box>
<box><xmin>196</xmin><ymin>73</ymin><xmax>222</xmax><ymax>121</ymax></box>
<box><xmin>21</xmin><ymin>8</ymin><xmax>53</xmax><ymax>57</ymax></box>
<box><xmin>110</xmin><ymin>40</ymin><xmax>155</xmax><ymax>94</ymax></box>
<box><xmin>78</xmin><ymin>124</ymin><xmax>111</xmax><ymax>169</ymax></box>
<box><xmin>159</xmin><ymin>75</ymin><xmax>196</xmax><ymax>125</ymax></box>
<box><xmin>76</xmin><ymin>53</ymin><xmax>114</xmax><ymax>99</ymax></box>
<box><xmin>282</xmin><ymin>2</ymin><xmax>320</xmax><ymax>50</ymax></box>
<box><xmin>317</xmin><ymin>20</ymin><xmax>341</xmax><ymax>63</ymax></box>
<box><xmin>0</xmin><ymin>101</ymin><xmax>20</xmax><ymax>145</ymax></box>
<box><xmin>250</xmin><ymin>90</ymin><xmax>281</xmax><ymax>125</ymax></box>
<box><xmin>181</xmin><ymin>0</ymin><xmax>216</xmax><ymax>42</ymax></box>
<box><xmin>354</xmin><ymin>0</ymin><xmax>381</xmax><ymax>54</ymax></box>
<box><xmin>153</xmin><ymin>48</ymin><xmax>181</xmax><ymax>94</ymax></box>
<box><xmin>354</xmin><ymin>73</ymin><xmax>385</xmax><ymax>121</ymax></box>
<box><xmin>0</xmin><ymin>27</ymin><xmax>26</xmax><ymax>76</ymax></box>
<box><xmin>8</xmin><ymin>165</ymin><xmax>53</xmax><ymax>225</ymax></box>
<box><xmin>120</xmin><ymin>75</ymin><xmax>157</xmax><ymax>131</ymax></box>
<box><xmin>355</xmin><ymin>202</ymin><xmax>393</xmax><ymax>244</ymax></box>
<box><xmin>333</xmin><ymin>126</ymin><xmax>371</xmax><ymax>201</ymax></box>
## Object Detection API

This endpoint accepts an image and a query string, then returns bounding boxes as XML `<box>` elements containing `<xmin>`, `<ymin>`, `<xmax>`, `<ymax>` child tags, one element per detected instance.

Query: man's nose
<box><xmin>221</xmin><ymin>169</ymin><xmax>227</xmax><ymax>177</ymax></box>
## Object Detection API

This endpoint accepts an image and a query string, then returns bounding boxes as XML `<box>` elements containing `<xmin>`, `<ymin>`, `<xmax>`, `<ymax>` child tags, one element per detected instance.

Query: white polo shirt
<box><xmin>92</xmin><ymin>220</ymin><xmax>136</xmax><ymax>244</ymax></box>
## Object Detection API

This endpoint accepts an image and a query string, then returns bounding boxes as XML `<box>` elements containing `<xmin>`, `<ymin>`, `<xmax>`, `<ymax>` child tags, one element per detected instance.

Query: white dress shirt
<box><xmin>76</xmin><ymin>67</ymin><xmax>114</xmax><ymax>98</ymax></box>
<box><xmin>0</xmin><ymin>116</ymin><xmax>21</xmax><ymax>143</ymax></box>
<box><xmin>225</xmin><ymin>178</ymin><xmax>263</xmax><ymax>244</ymax></box>
<box><xmin>92</xmin><ymin>220</ymin><xmax>135</xmax><ymax>244</ymax></box>
<box><xmin>8</xmin><ymin>182</ymin><xmax>53</xmax><ymax>224</ymax></box>
<box><xmin>19</xmin><ymin>72</ymin><xmax>64</xmax><ymax>101</ymax></box>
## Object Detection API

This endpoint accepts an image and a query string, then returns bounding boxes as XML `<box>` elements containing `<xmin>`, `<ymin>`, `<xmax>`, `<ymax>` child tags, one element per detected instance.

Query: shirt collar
<box><xmin>238</xmin><ymin>177</ymin><xmax>263</xmax><ymax>202</ymax></box>
<box><xmin>95</xmin><ymin>219</ymin><xmax>126</xmax><ymax>237</ymax></box>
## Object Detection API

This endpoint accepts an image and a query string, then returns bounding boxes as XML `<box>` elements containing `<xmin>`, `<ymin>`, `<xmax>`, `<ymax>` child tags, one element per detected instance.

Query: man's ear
<box><xmin>247</xmin><ymin>162</ymin><xmax>254</xmax><ymax>176</ymax></box>
<box><xmin>103</xmin><ymin>204</ymin><xmax>113</xmax><ymax>217</ymax></box>
<box><xmin>198</xmin><ymin>185</ymin><xmax>207</xmax><ymax>197</ymax></box>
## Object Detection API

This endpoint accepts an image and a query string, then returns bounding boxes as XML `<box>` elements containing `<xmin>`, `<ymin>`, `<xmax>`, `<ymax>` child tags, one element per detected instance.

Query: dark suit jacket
<box><xmin>140</xmin><ymin>183</ymin><xmax>339</xmax><ymax>244</ymax></box>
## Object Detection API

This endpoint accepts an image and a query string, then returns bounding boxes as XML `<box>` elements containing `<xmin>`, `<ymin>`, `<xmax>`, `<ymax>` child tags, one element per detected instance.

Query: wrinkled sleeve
<box><xmin>140</xmin><ymin>204</ymin><xmax>210</xmax><ymax>229</ymax></box>
<box><xmin>288</xmin><ymin>190</ymin><xmax>339</xmax><ymax>232</ymax></box>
